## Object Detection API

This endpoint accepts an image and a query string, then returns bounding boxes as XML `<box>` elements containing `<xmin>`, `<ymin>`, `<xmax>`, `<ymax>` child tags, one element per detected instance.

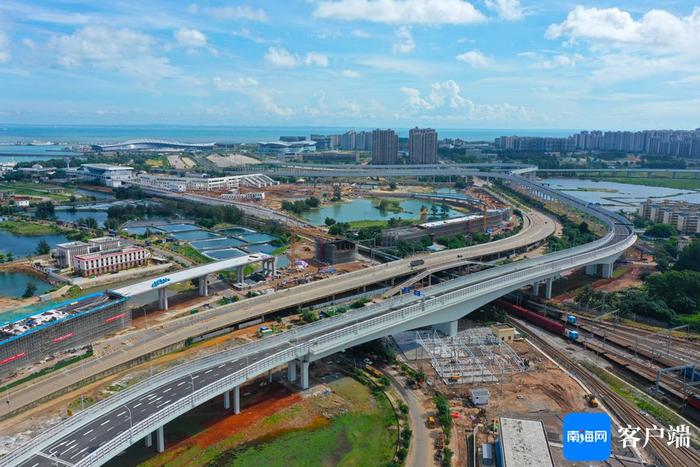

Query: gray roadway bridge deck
<box><xmin>3</xmin><ymin>174</ymin><xmax>636</xmax><ymax>466</ymax></box>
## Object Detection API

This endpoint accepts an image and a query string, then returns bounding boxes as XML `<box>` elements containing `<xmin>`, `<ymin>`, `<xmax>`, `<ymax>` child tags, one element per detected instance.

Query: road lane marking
<box><xmin>163</xmin><ymin>388</ymin><xmax>171</xmax><ymax>393</ymax></box>
<box><xmin>100</xmin><ymin>419</ymin><xmax>110</xmax><ymax>426</ymax></box>
<box><xmin>177</xmin><ymin>381</ymin><xmax>186</xmax><ymax>386</ymax></box>
<box><xmin>192</xmin><ymin>375</ymin><xmax>199</xmax><ymax>379</ymax></box>
<box><xmin>204</xmin><ymin>369</ymin><xmax>213</xmax><ymax>374</ymax></box>
<box><xmin>83</xmin><ymin>429</ymin><xmax>93</xmax><ymax>435</ymax></box>
<box><xmin>133</xmin><ymin>403</ymin><xmax>142</xmax><ymax>408</ymax></box>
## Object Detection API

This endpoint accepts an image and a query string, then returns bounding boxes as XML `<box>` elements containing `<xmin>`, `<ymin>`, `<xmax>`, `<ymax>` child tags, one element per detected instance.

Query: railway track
<box><xmin>510</xmin><ymin>317</ymin><xmax>700</xmax><ymax>467</ymax></box>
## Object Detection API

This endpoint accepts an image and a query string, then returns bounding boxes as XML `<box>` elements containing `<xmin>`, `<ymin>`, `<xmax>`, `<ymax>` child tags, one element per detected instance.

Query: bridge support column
<box><xmin>601</xmin><ymin>262</ymin><xmax>614</xmax><ymax>279</ymax></box>
<box><xmin>198</xmin><ymin>275</ymin><xmax>208</xmax><ymax>296</ymax></box>
<box><xmin>145</xmin><ymin>432</ymin><xmax>152</xmax><ymax>448</ymax></box>
<box><xmin>545</xmin><ymin>278</ymin><xmax>553</xmax><ymax>299</ymax></box>
<box><xmin>433</xmin><ymin>320</ymin><xmax>458</xmax><ymax>337</ymax></box>
<box><xmin>300</xmin><ymin>361</ymin><xmax>310</xmax><ymax>390</ymax></box>
<box><xmin>156</xmin><ymin>426</ymin><xmax>165</xmax><ymax>453</ymax></box>
<box><xmin>234</xmin><ymin>385</ymin><xmax>240</xmax><ymax>414</ymax></box>
<box><xmin>532</xmin><ymin>282</ymin><xmax>540</xmax><ymax>296</ymax></box>
<box><xmin>224</xmin><ymin>390</ymin><xmax>231</xmax><ymax>409</ymax></box>
<box><xmin>158</xmin><ymin>288</ymin><xmax>168</xmax><ymax>310</ymax></box>
<box><xmin>237</xmin><ymin>266</ymin><xmax>245</xmax><ymax>283</ymax></box>
<box><xmin>287</xmin><ymin>361</ymin><xmax>297</xmax><ymax>382</ymax></box>
<box><xmin>585</xmin><ymin>264</ymin><xmax>597</xmax><ymax>276</ymax></box>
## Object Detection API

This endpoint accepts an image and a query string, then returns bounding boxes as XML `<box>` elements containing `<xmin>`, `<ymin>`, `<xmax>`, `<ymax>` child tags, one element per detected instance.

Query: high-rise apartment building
<box><xmin>371</xmin><ymin>129</ymin><xmax>398</xmax><ymax>164</ymax></box>
<box><xmin>408</xmin><ymin>127</ymin><xmax>438</xmax><ymax>164</ymax></box>
<box><xmin>339</xmin><ymin>131</ymin><xmax>356</xmax><ymax>150</ymax></box>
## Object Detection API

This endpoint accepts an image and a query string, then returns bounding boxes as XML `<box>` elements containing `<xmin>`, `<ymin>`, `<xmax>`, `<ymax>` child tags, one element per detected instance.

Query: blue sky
<box><xmin>0</xmin><ymin>0</ymin><xmax>699</xmax><ymax>129</ymax></box>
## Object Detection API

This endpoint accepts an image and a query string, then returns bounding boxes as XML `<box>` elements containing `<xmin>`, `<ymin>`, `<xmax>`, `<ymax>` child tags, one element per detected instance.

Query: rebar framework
<box><xmin>416</xmin><ymin>327</ymin><xmax>526</xmax><ymax>385</ymax></box>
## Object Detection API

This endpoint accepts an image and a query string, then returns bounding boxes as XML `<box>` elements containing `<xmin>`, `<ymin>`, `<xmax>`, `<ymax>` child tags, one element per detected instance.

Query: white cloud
<box><xmin>455</xmin><ymin>49</ymin><xmax>493</xmax><ymax>68</ymax></box>
<box><xmin>304</xmin><ymin>52</ymin><xmax>329</xmax><ymax>67</ymax></box>
<box><xmin>546</xmin><ymin>6</ymin><xmax>700</xmax><ymax>54</ymax></box>
<box><xmin>212</xmin><ymin>76</ymin><xmax>259</xmax><ymax>91</ymax></box>
<box><xmin>401</xmin><ymin>86</ymin><xmax>433</xmax><ymax>109</ymax></box>
<box><xmin>264</xmin><ymin>47</ymin><xmax>328</xmax><ymax>68</ymax></box>
<box><xmin>203</xmin><ymin>5</ymin><xmax>267</xmax><ymax>21</ymax></box>
<box><xmin>484</xmin><ymin>0</ymin><xmax>522</xmax><ymax>21</ymax></box>
<box><xmin>519</xmin><ymin>52</ymin><xmax>581</xmax><ymax>69</ymax></box>
<box><xmin>264</xmin><ymin>47</ymin><xmax>297</xmax><ymax>68</ymax></box>
<box><xmin>351</xmin><ymin>29</ymin><xmax>371</xmax><ymax>38</ymax></box>
<box><xmin>341</xmin><ymin>69</ymin><xmax>361</xmax><ymax>78</ymax></box>
<box><xmin>314</xmin><ymin>0</ymin><xmax>486</xmax><ymax>25</ymax></box>
<box><xmin>0</xmin><ymin>32</ymin><xmax>10</xmax><ymax>63</ymax></box>
<box><xmin>174</xmin><ymin>28</ymin><xmax>207</xmax><ymax>48</ymax></box>
<box><xmin>401</xmin><ymin>80</ymin><xmax>532</xmax><ymax>121</ymax></box>
<box><xmin>231</xmin><ymin>28</ymin><xmax>268</xmax><ymax>44</ymax></box>
<box><xmin>49</xmin><ymin>25</ymin><xmax>175</xmax><ymax>79</ymax></box>
<box><xmin>393</xmin><ymin>26</ymin><xmax>415</xmax><ymax>54</ymax></box>
<box><xmin>258</xmin><ymin>93</ymin><xmax>293</xmax><ymax>116</ymax></box>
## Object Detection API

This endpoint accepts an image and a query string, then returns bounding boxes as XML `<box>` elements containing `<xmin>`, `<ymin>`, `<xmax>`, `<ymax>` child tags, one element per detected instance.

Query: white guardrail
<box><xmin>1</xmin><ymin>175</ymin><xmax>636</xmax><ymax>466</ymax></box>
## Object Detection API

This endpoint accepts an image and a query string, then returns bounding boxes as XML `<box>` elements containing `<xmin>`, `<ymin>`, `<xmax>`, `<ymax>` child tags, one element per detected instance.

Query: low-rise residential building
<box><xmin>54</xmin><ymin>236</ymin><xmax>124</xmax><ymax>268</ymax></box>
<box><xmin>638</xmin><ymin>199</ymin><xmax>700</xmax><ymax>234</ymax></box>
<box><xmin>381</xmin><ymin>209</ymin><xmax>512</xmax><ymax>247</ymax></box>
<box><xmin>134</xmin><ymin>173</ymin><xmax>277</xmax><ymax>192</ymax></box>
<box><xmin>72</xmin><ymin>245</ymin><xmax>149</xmax><ymax>277</ymax></box>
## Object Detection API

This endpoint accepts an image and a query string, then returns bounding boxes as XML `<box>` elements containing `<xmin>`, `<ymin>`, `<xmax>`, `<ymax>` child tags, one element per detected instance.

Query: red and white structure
<box><xmin>73</xmin><ymin>246</ymin><xmax>150</xmax><ymax>277</ymax></box>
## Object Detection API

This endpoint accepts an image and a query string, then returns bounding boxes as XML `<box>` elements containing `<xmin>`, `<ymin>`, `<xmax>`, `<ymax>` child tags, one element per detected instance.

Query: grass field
<box><xmin>0</xmin><ymin>182</ymin><xmax>76</xmax><ymax>202</ymax></box>
<box><xmin>215</xmin><ymin>412</ymin><xmax>394</xmax><ymax>467</ymax></box>
<box><xmin>0</xmin><ymin>220</ymin><xmax>67</xmax><ymax>235</ymax></box>
<box><xmin>171</xmin><ymin>244</ymin><xmax>213</xmax><ymax>264</ymax></box>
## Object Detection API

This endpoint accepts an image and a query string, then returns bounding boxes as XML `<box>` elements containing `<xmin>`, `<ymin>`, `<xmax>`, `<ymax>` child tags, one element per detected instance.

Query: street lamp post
<box><xmin>124</xmin><ymin>405</ymin><xmax>133</xmax><ymax>443</ymax></box>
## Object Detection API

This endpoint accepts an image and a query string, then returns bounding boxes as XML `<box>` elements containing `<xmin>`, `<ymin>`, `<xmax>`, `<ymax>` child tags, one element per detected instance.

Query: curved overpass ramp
<box><xmin>4</xmin><ymin>174</ymin><xmax>635</xmax><ymax>467</ymax></box>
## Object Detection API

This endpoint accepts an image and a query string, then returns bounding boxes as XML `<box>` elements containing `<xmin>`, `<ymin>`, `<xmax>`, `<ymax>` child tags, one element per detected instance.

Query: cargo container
<box><xmin>566</xmin><ymin>315</ymin><xmax>577</xmax><ymax>325</ymax></box>
<box><xmin>496</xmin><ymin>300</ymin><xmax>565</xmax><ymax>335</ymax></box>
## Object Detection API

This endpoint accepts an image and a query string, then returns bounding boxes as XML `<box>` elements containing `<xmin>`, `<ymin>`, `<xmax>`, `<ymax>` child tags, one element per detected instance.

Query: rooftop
<box><xmin>81</xmin><ymin>163</ymin><xmax>134</xmax><ymax>171</ymax></box>
<box><xmin>499</xmin><ymin>417</ymin><xmax>554</xmax><ymax>467</ymax></box>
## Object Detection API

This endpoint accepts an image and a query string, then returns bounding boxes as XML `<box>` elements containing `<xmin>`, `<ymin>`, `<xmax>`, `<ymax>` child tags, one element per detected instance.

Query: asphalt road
<box><xmin>0</xmin><ymin>210</ymin><xmax>553</xmax><ymax>421</ymax></box>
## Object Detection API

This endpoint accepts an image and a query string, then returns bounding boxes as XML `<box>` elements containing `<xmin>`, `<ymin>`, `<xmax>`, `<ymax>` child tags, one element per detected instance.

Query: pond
<box><xmin>54</xmin><ymin>209</ymin><xmax>109</xmax><ymax>227</ymax></box>
<box><xmin>170</xmin><ymin>230</ymin><xmax>221</xmax><ymax>241</ymax></box>
<box><xmin>156</xmin><ymin>223</ymin><xmax>199</xmax><ymax>233</ymax></box>
<box><xmin>205</xmin><ymin>248</ymin><xmax>247</xmax><ymax>260</ymax></box>
<box><xmin>276</xmin><ymin>254</ymin><xmax>291</xmax><ymax>269</ymax></box>
<box><xmin>0</xmin><ymin>229</ymin><xmax>69</xmax><ymax>258</ymax></box>
<box><xmin>541</xmin><ymin>178</ymin><xmax>700</xmax><ymax>211</ymax></box>
<box><xmin>302</xmin><ymin>198</ymin><xmax>461</xmax><ymax>225</ymax></box>
<box><xmin>191</xmin><ymin>237</ymin><xmax>247</xmax><ymax>251</ymax></box>
<box><xmin>246</xmin><ymin>243</ymin><xmax>280</xmax><ymax>255</ymax></box>
<box><xmin>237</xmin><ymin>232</ymin><xmax>278</xmax><ymax>244</ymax></box>
<box><xmin>218</xmin><ymin>227</ymin><xmax>255</xmax><ymax>236</ymax></box>
<box><xmin>0</xmin><ymin>271</ymin><xmax>53</xmax><ymax>300</ymax></box>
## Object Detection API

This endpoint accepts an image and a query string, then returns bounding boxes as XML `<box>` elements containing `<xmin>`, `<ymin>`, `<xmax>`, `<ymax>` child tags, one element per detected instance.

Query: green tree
<box><xmin>23</xmin><ymin>282</ymin><xmax>37</xmax><ymax>298</ymax></box>
<box><xmin>388</xmin><ymin>181</ymin><xmax>397</xmax><ymax>190</ymax></box>
<box><xmin>675</xmin><ymin>239</ymin><xmax>700</xmax><ymax>272</ymax></box>
<box><xmin>36</xmin><ymin>239</ymin><xmax>51</xmax><ymax>255</ymax></box>
<box><xmin>324</xmin><ymin>217</ymin><xmax>336</xmax><ymax>226</ymax></box>
<box><xmin>35</xmin><ymin>201</ymin><xmax>55</xmax><ymax>219</ymax></box>
<box><xmin>6</xmin><ymin>252</ymin><xmax>14</xmax><ymax>262</ymax></box>
<box><xmin>645</xmin><ymin>223</ymin><xmax>677</xmax><ymax>238</ymax></box>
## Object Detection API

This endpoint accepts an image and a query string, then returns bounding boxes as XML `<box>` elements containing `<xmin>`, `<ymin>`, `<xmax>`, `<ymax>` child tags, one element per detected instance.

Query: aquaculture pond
<box><xmin>302</xmin><ymin>198</ymin><xmax>460</xmax><ymax>225</ymax></box>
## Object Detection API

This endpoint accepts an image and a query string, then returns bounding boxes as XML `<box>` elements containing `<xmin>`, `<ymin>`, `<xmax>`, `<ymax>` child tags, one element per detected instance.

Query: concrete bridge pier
<box><xmin>545</xmin><ymin>278</ymin><xmax>553</xmax><ymax>299</ymax></box>
<box><xmin>237</xmin><ymin>266</ymin><xmax>245</xmax><ymax>283</ymax></box>
<box><xmin>156</xmin><ymin>426</ymin><xmax>165</xmax><ymax>453</ymax></box>
<box><xmin>601</xmin><ymin>262</ymin><xmax>614</xmax><ymax>279</ymax></box>
<box><xmin>233</xmin><ymin>386</ymin><xmax>240</xmax><ymax>414</ymax></box>
<box><xmin>532</xmin><ymin>281</ymin><xmax>541</xmax><ymax>296</ymax></box>
<box><xmin>432</xmin><ymin>320</ymin><xmax>458</xmax><ymax>337</ymax></box>
<box><xmin>158</xmin><ymin>288</ymin><xmax>168</xmax><ymax>310</ymax></box>
<box><xmin>223</xmin><ymin>389</ymin><xmax>231</xmax><ymax>409</ymax></box>
<box><xmin>585</xmin><ymin>264</ymin><xmax>598</xmax><ymax>276</ymax></box>
<box><xmin>198</xmin><ymin>275</ymin><xmax>208</xmax><ymax>296</ymax></box>
<box><xmin>145</xmin><ymin>432</ymin><xmax>152</xmax><ymax>448</ymax></box>
<box><xmin>300</xmin><ymin>360</ymin><xmax>310</xmax><ymax>390</ymax></box>
<box><xmin>287</xmin><ymin>361</ymin><xmax>297</xmax><ymax>382</ymax></box>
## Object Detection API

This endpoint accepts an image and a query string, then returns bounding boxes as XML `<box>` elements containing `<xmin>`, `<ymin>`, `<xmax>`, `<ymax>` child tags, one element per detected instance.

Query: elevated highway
<box><xmin>0</xmin><ymin>207</ymin><xmax>553</xmax><ymax>420</ymax></box>
<box><xmin>3</xmin><ymin>174</ymin><xmax>637</xmax><ymax>466</ymax></box>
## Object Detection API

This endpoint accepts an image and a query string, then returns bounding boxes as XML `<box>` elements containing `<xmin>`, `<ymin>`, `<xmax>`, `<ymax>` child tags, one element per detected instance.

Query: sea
<box><xmin>0</xmin><ymin>124</ymin><xmax>575</xmax><ymax>148</ymax></box>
